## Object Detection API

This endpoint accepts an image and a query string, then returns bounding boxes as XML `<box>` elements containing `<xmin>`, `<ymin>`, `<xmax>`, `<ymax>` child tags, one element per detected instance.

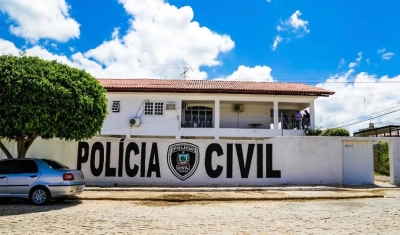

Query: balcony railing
<box><xmin>220</xmin><ymin>116</ymin><xmax>269</xmax><ymax>129</ymax></box>
<box><xmin>180</xmin><ymin>115</ymin><xmax>311</xmax><ymax>130</ymax></box>
<box><xmin>281</xmin><ymin>118</ymin><xmax>310</xmax><ymax>130</ymax></box>
<box><xmin>181</xmin><ymin>120</ymin><xmax>214</xmax><ymax>128</ymax></box>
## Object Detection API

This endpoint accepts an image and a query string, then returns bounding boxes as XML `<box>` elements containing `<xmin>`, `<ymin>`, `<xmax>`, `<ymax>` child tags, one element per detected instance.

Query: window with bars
<box><xmin>111</xmin><ymin>101</ymin><xmax>120</xmax><ymax>112</ymax></box>
<box><xmin>144</xmin><ymin>102</ymin><xmax>164</xmax><ymax>115</ymax></box>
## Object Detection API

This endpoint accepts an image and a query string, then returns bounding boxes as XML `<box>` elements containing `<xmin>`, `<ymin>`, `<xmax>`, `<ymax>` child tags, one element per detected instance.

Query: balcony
<box><xmin>179</xmin><ymin>100</ymin><xmax>314</xmax><ymax>136</ymax></box>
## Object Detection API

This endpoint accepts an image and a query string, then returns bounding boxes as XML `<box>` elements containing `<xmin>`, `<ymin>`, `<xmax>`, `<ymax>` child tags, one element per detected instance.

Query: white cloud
<box><xmin>366</xmin><ymin>58</ymin><xmax>370</xmax><ymax>65</ymax></box>
<box><xmin>0</xmin><ymin>38</ymin><xmax>20</xmax><ymax>55</ymax></box>
<box><xmin>377</xmin><ymin>48</ymin><xmax>395</xmax><ymax>60</ymax></box>
<box><xmin>355</xmin><ymin>52</ymin><xmax>363</xmax><ymax>62</ymax></box>
<box><xmin>0</xmin><ymin>0</ymin><xmax>80</xmax><ymax>43</ymax></box>
<box><xmin>348</xmin><ymin>62</ymin><xmax>357</xmax><ymax>69</ymax></box>
<box><xmin>271</xmin><ymin>10</ymin><xmax>309</xmax><ymax>50</ymax></box>
<box><xmin>382</xmin><ymin>52</ymin><xmax>395</xmax><ymax>60</ymax></box>
<box><xmin>338</xmin><ymin>58</ymin><xmax>346</xmax><ymax>68</ymax></box>
<box><xmin>214</xmin><ymin>65</ymin><xmax>274</xmax><ymax>82</ymax></box>
<box><xmin>0</xmin><ymin>0</ymin><xmax>235</xmax><ymax>80</ymax></box>
<box><xmin>277</xmin><ymin>10</ymin><xmax>310</xmax><ymax>36</ymax></box>
<box><xmin>316</xmin><ymin>69</ymin><xmax>400</xmax><ymax>134</ymax></box>
<box><xmin>347</xmin><ymin>51</ymin><xmax>363</xmax><ymax>68</ymax></box>
<box><xmin>271</xmin><ymin>35</ymin><xmax>282</xmax><ymax>51</ymax></box>
<box><xmin>377</xmin><ymin>47</ymin><xmax>386</xmax><ymax>54</ymax></box>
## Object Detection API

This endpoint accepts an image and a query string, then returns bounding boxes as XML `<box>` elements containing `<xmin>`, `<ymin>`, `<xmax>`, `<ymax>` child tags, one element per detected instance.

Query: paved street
<box><xmin>1</xmin><ymin>198</ymin><xmax>400</xmax><ymax>235</ymax></box>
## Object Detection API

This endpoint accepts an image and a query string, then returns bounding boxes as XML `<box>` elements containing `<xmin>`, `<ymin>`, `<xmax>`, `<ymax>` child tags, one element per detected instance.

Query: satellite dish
<box><xmin>129</xmin><ymin>119</ymin><xmax>136</xmax><ymax>125</ymax></box>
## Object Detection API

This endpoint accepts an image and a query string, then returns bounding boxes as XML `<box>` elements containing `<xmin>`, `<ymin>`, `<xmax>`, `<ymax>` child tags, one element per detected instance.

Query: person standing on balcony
<box><xmin>303</xmin><ymin>110</ymin><xmax>310</xmax><ymax>129</ymax></box>
<box><xmin>283</xmin><ymin>112</ymin><xmax>289</xmax><ymax>129</ymax></box>
<box><xmin>294</xmin><ymin>110</ymin><xmax>302</xmax><ymax>129</ymax></box>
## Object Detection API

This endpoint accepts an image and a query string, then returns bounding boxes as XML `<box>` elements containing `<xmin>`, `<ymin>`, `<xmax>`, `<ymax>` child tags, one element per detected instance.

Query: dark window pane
<box><xmin>12</xmin><ymin>160</ymin><xmax>39</xmax><ymax>174</ymax></box>
<box><xmin>0</xmin><ymin>160</ymin><xmax>17</xmax><ymax>174</ymax></box>
<box><xmin>42</xmin><ymin>159</ymin><xmax>69</xmax><ymax>169</ymax></box>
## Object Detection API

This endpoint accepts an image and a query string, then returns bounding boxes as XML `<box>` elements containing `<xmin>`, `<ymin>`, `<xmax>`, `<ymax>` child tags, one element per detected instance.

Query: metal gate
<box><xmin>342</xmin><ymin>140</ymin><xmax>374</xmax><ymax>185</ymax></box>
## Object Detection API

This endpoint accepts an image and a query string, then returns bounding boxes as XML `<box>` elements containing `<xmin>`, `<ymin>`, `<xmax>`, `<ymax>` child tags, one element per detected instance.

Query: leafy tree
<box><xmin>376</xmin><ymin>141</ymin><xmax>389</xmax><ymax>176</ymax></box>
<box><xmin>320</xmin><ymin>127</ymin><xmax>350</xmax><ymax>136</ymax></box>
<box><xmin>0</xmin><ymin>54</ymin><xmax>108</xmax><ymax>158</ymax></box>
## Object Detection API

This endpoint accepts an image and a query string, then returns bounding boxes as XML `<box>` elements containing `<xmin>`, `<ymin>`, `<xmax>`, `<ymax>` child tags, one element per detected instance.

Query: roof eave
<box><xmin>104</xmin><ymin>88</ymin><xmax>335</xmax><ymax>97</ymax></box>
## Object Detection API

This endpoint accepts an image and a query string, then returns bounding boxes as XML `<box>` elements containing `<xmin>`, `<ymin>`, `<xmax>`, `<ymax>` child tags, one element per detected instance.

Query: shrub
<box><xmin>304</xmin><ymin>127</ymin><xmax>323</xmax><ymax>136</ymax></box>
<box><xmin>320</xmin><ymin>127</ymin><xmax>350</xmax><ymax>136</ymax></box>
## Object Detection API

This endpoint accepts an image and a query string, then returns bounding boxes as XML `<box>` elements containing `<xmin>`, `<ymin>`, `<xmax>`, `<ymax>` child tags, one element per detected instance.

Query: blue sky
<box><xmin>1</xmin><ymin>0</ymin><xmax>399</xmax><ymax>82</ymax></box>
<box><xmin>0</xmin><ymin>0</ymin><xmax>399</xmax><ymax>132</ymax></box>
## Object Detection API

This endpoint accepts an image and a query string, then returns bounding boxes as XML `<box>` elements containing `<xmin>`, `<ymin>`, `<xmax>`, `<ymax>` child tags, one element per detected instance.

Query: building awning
<box><xmin>353</xmin><ymin>125</ymin><xmax>400</xmax><ymax>137</ymax></box>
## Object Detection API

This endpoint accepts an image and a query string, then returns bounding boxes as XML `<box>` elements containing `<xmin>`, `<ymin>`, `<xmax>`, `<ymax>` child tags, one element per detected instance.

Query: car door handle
<box><xmin>0</xmin><ymin>175</ymin><xmax>6</xmax><ymax>179</ymax></box>
<box><xmin>29</xmin><ymin>175</ymin><xmax>37</xmax><ymax>178</ymax></box>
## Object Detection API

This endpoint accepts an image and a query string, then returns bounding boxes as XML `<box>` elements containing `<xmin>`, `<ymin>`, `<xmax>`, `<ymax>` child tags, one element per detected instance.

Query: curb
<box><xmin>84</xmin><ymin>188</ymin><xmax>341</xmax><ymax>192</ymax></box>
<box><xmin>69</xmin><ymin>194</ymin><xmax>384</xmax><ymax>202</ymax></box>
<box><xmin>83</xmin><ymin>187</ymin><xmax>400</xmax><ymax>192</ymax></box>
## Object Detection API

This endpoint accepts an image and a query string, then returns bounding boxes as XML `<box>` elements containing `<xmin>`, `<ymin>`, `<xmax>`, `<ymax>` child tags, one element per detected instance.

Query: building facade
<box><xmin>98</xmin><ymin>79</ymin><xmax>334</xmax><ymax>139</ymax></box>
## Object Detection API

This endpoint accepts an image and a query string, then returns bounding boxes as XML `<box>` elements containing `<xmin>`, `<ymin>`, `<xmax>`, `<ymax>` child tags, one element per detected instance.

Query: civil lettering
<box><xmin>235</xmin><ymin>144</ymin><xmax>255</xmax><ymax>178</ymax></box>
<box><xmin>205</xmin><ymin>143</ymin><xmax>224</xmax><ymax>178</ymax></box>
<box><xmin>266</xmin><ymin>144</ymin><xmax>281</xmax><ymax>178</ymax></box>
<box><xmin>204</xmin><ymin>143</ymin><xmax>281</xmax><ymax>179</ymax></box>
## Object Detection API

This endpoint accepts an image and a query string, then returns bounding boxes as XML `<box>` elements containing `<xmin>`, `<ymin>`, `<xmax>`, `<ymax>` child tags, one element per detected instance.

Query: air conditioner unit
<box><xmin>129</xmin><ymin>118</ymin><xmax>141</xmax><ymax>127</ymax></box>
<box><xmin>233</xmin><ymin>104</ymin><xmax>244</xmax><ymax>113</ymax></box>
<box><xmin>166</xmin><ymin>103</ymin><xmax>176</xmax><ymax>110</ymax></box>
<box><xmin>182</xmin><ymin>101</ymin><xmax>188</xmax><ymax>110</ymax></box>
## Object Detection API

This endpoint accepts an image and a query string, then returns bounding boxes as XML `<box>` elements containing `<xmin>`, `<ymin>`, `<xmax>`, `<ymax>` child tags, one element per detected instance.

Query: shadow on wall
<box><xmin>0</xmin><ymin>140</ymin><xmax>17</xmax><ymax>159</ymax></box>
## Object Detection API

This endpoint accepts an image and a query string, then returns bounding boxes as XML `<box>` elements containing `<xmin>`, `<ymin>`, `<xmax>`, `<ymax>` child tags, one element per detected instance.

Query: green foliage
<box><xmin>0</xmin><ymin>54</ymin><xmax>108</xmax><ymax>157</ymax></box>
<box><xmin>304</xmin><ymin>127</ymin><xmax>323</xmax><ymax>136</ymax></box>
<box><xmin>320</xmin><ymin>127</ymin><xmax>350</xmax><ymax>136</ymax></box>
<box><xmin>376</xmin><ymin>141</ymin><xmax>390</xmax><ymax>176</ymax></box>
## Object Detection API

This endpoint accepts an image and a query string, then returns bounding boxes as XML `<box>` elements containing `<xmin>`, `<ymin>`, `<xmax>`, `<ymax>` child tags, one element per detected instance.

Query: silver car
<box><xmin>0</xmin><ymin>158</ymin><xmax>85</xmax><ymax>205</ymax></box>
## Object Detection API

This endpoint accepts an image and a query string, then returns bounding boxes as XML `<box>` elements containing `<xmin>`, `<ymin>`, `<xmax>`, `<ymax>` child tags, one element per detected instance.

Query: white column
<box><xmin>390</xmin><ymin>139</ymin><xmax>400</xmax><ymax>186</ymax></box>
<box><xmin>310</xmin><ymin>100</ymin><xmax>315</xmax><ymax>129</ymax></box>
<box><xmin>214</xmin><ymin>100</ymin><xmax>220</xmax><ymax>129</ymax></box>
<box><xmin>273</xmin><ymin>101</ymin><xmax>279</xmax><ymax>129</ymax></box>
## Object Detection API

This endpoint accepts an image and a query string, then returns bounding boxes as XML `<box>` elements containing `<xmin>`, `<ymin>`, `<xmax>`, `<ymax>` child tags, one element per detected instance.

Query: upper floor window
<box><xmin>144</xmin><ymin>102</ymin><xmax>164</xmax><ymax>115</ymax></box>
<box><xmin>111</xmin><ymin>101</ymin><xmax>120</xmax><ymax>112</ymax></box>
<box><xmin>182</xmin><ymin>106</ymin><xmax>213</xmax><ymax>128</ymax></box>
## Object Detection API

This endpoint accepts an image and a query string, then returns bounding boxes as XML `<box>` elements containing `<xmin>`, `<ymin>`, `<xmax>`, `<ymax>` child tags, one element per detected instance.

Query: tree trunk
<box><xmin>0</xmin><ymin>141</ymin><xmax>13</xmax><ymax>159</ymax></box>
<box><xmin>17</xmin><ymin>139</ymin><xmax>26</xmax><ymax>158</ymax></box>
<box><xmin>16</xmin><ymin>134</ymin><xmax>38</xmax><ymax>159</ymax></box>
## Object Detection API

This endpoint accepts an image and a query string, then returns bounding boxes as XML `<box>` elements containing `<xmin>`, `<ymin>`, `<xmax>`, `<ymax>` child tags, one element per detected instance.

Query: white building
<box><xmin>98</xmin><ymin>79</ymin><xmax>334</xmax><ymax>139</ymax></box>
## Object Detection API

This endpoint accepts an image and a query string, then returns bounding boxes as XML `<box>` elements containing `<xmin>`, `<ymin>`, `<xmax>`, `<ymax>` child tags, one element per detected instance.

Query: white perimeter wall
<box><xmin>0</xmin><ymin>137</ymin><xmax>352</xmax><ymax>186</ymax></box>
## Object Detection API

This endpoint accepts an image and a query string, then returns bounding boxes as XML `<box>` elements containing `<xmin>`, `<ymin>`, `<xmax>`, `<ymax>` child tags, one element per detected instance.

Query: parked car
<box><xmin>0</xmin><ymin>158</ymin><xmax>85</xmax><ymax>205</ymax></box>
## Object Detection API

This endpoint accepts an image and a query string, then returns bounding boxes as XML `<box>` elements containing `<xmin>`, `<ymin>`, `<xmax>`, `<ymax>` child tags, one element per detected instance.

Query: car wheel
<box><xmin>30</xmin><ymin>187</ymin><xmax>51</xmax><ymax>206</ymax></box>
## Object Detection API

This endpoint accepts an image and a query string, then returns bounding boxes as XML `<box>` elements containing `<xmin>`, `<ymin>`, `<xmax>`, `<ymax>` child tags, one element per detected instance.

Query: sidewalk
<box><xmin>71</xmin><ymin>182</ymin><xmax>399</xmax><ymax>202</ymax></box>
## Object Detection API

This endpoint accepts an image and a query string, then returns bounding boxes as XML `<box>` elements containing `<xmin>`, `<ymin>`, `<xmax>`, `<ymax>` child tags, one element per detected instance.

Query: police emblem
<box><xmin>167</xmin><ymin>142</ymin><xmax>200</xmax><ymax>181</ymax></box>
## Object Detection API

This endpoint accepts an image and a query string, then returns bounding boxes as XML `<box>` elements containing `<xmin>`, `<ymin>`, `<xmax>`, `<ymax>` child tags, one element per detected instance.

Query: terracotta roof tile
<box><xmin>97</xmin><ymin>79</ymin><xmax>334</xmax><ymax>96</ymax></box>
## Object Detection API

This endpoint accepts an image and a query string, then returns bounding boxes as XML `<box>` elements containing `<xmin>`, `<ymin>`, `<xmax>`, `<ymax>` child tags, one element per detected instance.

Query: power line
<box><xmin>315</xmin><ymin>89</ymin><xmax>400</xmax><ymax>102</ymax></box>
<box><xmin>335</xmin><ymin>108</ymin><xmax>400</xmax><ymax>128</ymax></box>
<box><xmin>317</xmin><ymin>101</ymin><xmax>400</xmax><ymax>126</ymax></box>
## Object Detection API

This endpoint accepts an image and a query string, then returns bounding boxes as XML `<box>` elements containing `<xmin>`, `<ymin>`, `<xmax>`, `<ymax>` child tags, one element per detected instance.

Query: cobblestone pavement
<box><xmin>1</xmin><ymin>198</ymin><xmax>400</xmax><ymax>235</ymax></box>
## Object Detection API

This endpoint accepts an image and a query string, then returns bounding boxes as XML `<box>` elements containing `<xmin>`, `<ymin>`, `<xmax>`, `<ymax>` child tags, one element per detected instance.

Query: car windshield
<box><xmin>42</xmin><ymin>159</ymin><xmax>70</xmax><ymax>169</ymax></box>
